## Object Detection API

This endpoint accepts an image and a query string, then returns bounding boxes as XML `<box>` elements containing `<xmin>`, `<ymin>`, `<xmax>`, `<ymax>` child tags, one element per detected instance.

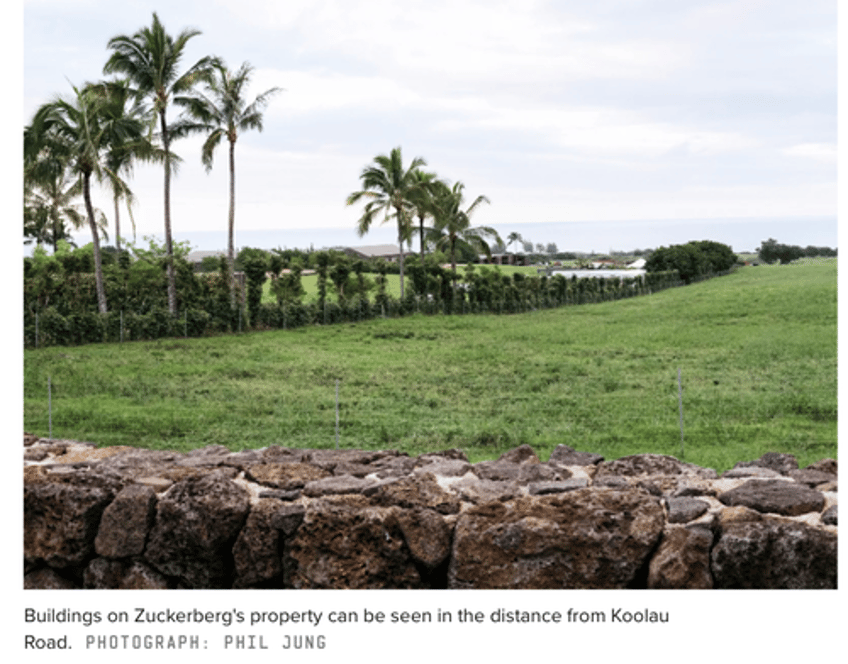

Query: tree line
<box><xmin>23</xmin><ymin>237</ymin><xmax>687</xmax><ymax>348</ymax></box>
<box><xmin>24</xmin><ymin>12</ymin><xmax>281</xmax><ymax>316</ymax></box>
<box><xmin>757</xmin><ymin>238</ymin><xmax>837</xmax><ymax>265</ymax></box>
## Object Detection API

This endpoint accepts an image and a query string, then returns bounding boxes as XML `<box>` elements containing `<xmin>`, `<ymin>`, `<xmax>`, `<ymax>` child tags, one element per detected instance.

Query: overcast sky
<box><xmin>21</xmin><ymin>0</ymin><xmax>837</xmax><ymax>253</ymax></box>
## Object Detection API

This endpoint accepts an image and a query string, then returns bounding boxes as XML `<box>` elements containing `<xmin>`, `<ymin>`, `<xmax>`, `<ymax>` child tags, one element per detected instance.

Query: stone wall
<box><xmin>23</xmin><ymin>435</ymin><xmax>837</xmax><ymax>589</ymax></box>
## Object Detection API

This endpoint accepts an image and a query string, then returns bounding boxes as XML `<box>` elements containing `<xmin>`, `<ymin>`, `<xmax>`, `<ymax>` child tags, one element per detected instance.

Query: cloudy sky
<box><xmin>21</xmin><ymin>0</ymin><xmax>837</xmax><ymax>253</ymax></box>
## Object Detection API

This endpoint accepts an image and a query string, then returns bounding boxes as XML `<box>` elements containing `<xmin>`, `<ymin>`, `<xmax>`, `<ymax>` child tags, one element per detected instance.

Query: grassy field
<box><xmin>260</xmin><ymin>263</ymin><xmax>541</xmax><ymax>304</ymax></box>
<box><xmin>23</xmin><ymin>261</ymin><xmax>836</xmax><ymax>472</ymax></box>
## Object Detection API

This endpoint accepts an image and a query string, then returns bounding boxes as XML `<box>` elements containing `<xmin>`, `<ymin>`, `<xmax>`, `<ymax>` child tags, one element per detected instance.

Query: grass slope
<box><xmin>23</xmin><ymin>261</ymin><xmax>836</xmax><ymax>472</ymax></box>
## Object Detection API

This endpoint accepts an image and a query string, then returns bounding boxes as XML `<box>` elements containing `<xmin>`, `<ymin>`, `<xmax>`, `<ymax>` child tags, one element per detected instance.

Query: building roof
<box><xmin>186</xmin><ymin>250</ymin><xmax>226</xmax><ymax>263</ymax></box>
<box><xmin>344</xmin><ymin>244</ymin><xmax>402</xmax><ymax>258</ymax></box>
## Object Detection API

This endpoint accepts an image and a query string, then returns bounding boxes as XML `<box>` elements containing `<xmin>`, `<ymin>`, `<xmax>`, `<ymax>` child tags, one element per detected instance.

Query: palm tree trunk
<box><xmin>228</xmin><ymin>139</ymin><xmax>236</xmax><ymax>309</ymax></box>
<box><xmin>419</xmin><ymin>215</ymin><xmax>426</xmax><ymax>260</ymax></box>
<box><xmin>395</xmin><ymin>206</ymin><xmax>405</xmax><ymax>300</ymax></box>
<box><xmin>161</xmin><ymin>109</ymin><xmax>177</xmax><ymax>316</ymax></box>
<box><xmin>114</xmin><ymin>194</ymin><xmax>121</xmax><ymax>254</ymax></box>
<box><xmin>450</xmin><ymin>237</ymin><xmax>458</xmax><ymax>275</ymax></box>
<box><xmin>83</xmin><ymin>172</ymin><xmax>108</xmax><ymax>314</ymax></box>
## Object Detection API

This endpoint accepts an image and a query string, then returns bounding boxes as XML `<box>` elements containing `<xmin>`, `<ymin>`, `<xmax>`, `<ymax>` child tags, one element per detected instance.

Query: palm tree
<box><xmin>179</xmin><ymin>60</ymin><xmax>281</xmax><ymax>306</ymax></box>
<box><xmin>346</xmin><ymin>146</ymin><xmax>427</xmax><ymax>299</ymax></box>
<box><xmin>507</xmin><ymin>231</ymin><xmax>523</xmax><ymax>253</ymax></box>
<box><xmin>85</xmin><ymin>79</ymin><xmax>162</xmax><ymax>255</ymax></box>
<box><xmin>27</xmin><ymin>83</ymin><xmax>146</xmax><ymax>313</ymax></box>
<box><xmin>408</xmin><ymin>169</ymin><xmax>441</xmax><ymax>260</ymax></box>
<box><xmin>429</xmin><ymin>181</ymin><xmax>501</xmax><ymax>276</ymax></box>
<box><xmin>104</xmin><ymin>12</ymin><xmax>218</xmax><ymax>315</ymax></box>
<box><xmin>24</xmin><ymin>130</ymin><xmax>87</xmax><ymax>252</ymax></box>
<box><xmin>93</xmin><ymin>79</ymin><xmax>151</xmax><ymax>255</ymax></box>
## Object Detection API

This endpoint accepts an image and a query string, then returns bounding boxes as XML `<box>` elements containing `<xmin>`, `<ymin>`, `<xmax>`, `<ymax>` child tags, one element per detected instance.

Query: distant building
<box><xmin>343</xmin><ymin>244</ymin><xmax>402</xmax><ymax>261</ymax></box>
<box><xmin>186</xmin><ymin>250</ymin><xmax>226</xmax><ymax>265</ymax></box>
<box><xmin>481</xmin><ymin>253</ymin><xmax>528</xmax><ymax>266</ymax></box>
<box><xmin>627</xmin><ymin>258</ymin><xmax>647</xmax><ymax>269</ymax></box>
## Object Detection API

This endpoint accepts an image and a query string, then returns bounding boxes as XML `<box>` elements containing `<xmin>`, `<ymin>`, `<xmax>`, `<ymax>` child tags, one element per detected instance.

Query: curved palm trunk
<box><xmin>228</xmin><ymin>139</ymin><xmax>237</xmax><ymax>308</ymax></box>
<box><xmin>83</xmin><ymin>171</ymin><xmax>108</xmax><ymax>314</ymax></box>
<box><xmin>160</xmin><ymin>109</ymin><xmax>178</xmax><ymax>316</ymax></box>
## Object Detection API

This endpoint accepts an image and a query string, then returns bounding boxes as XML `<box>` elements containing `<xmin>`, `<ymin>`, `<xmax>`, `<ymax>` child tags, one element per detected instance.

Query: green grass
<box><xmin>23</xmin><ymin>261</ymin><xmax>837</xmax><ymax>472</ymax></box>
<box><xmin>261</xmin><ymin>264</ymin><xmax>542</xmax><ymax>304</ymax></box>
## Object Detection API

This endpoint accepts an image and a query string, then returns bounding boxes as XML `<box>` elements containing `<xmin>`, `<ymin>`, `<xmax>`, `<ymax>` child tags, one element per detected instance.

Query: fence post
<box><xmin>48</xmin><ymin>375</ymin><xmax>52</xmax><ymax>442</ymax></box>
<box><xmin>120</xmin><ymin>310</ymin><xmax>124</xmax><ymax>344</ymax></box>
<box><xmin>335</xmin><ymin>379</ymin><xmax>340</xmax><ymax>450</ymax></box>
<box><xmin>678</xmin><ymin>368</ymin><xmax>685</xmax><ymax>461</ymax></box>
<box><xmin>34</xmin><ymin>313</ymin><xmax>39</xmax><ymax>348</ymax></box>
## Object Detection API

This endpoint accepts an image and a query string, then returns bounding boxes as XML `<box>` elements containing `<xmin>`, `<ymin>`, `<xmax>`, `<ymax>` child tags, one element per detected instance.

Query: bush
<box><xmin>36</xmin><ymin>307</ymin><xmax>71</xmax><ymax>346</ymax></box>
<box><xmin>67</xmin><ymin>312</ymin><xmax>105</xmax><ymax>345</ymax></box>
<box><xmin>239</xmin><ymin>248</ymin><xmax>269</xmax><ymax>326</ymax></box>
<box><xmin>646</xmin><ymin>241</ymin><xmax>736</xmax><ymax>283</ymax></box>
<box><xmin>184</xmin><ymin>309</ymin><xmax>211</xmax><ymax>337</ymax></box>
<box><xmin>139</xmin><ymin>308</ymin><xmax>174</xmax><ymax>340</ymax></box>
<box><xmin>758</xmin><ymin>238</ymin><xmax>806</xmax><ymax>265</ymax></box>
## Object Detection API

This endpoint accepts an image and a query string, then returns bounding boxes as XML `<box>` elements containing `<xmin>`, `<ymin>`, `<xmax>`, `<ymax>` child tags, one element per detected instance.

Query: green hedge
<box><xmin>24</xmin><ymin>269</ymin><xmax>688</xmax><ymax>348</ymax></box>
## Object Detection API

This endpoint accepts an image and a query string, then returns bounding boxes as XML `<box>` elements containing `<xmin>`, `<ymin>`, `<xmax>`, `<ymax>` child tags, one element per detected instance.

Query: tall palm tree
<box><xmin>179</xmin><ymin>60</ymin><xmax>281</xmax><ymax>306</ymax></box>
<box><xmin>346</xmin><ymin>146</ymin><xmax>427</xmax><ymax>299</ymax></box>
<box><xmin>27</xmin><ymin>83</ymin><xmax>146</xmax><ymax>313</ymax></box>
<box><xmin>103</xmin><ymin>12</ymin><xmax>218</xmax><ymax>315</ymax></box>
<box><xmin>429</xmin><ymin>181</ymin><xmax>501</xmax><ymax>276</ymax></box>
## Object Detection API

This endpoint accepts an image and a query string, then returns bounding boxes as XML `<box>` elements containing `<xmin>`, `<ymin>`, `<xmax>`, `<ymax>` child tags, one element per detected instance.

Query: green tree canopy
<box><xmin>645</xmin><ymin>240</ymin><xmax>737</xmax><ymax>284</ymax></box>
<box><xmin>346</xmin><ymin>146</ymin><xmax>428</xmax><ymax>299</ymax></box>
<box><xmin>27</xmin><ymin>82</ymin><xmax>148</xmax><ymax>313</ymax></box>
<box><xmin>179</xmin><ymin>59</ymin><xmax>281</xmax><ymax>306</ymax></box>
<box><xmin>104</xmin><ymin>12</ymin><xmax>218</xmax><ymax>315</ymax></box>
<box><xmin>429</xmin><ymin>181</ymin><xmax>500</xmax><ymax>276</ymax></box>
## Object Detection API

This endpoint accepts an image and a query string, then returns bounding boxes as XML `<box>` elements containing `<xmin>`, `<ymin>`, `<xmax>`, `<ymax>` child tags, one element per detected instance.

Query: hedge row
<box><xmin>23</xmin><ymin>269</ymin><xmax>687</xmax><ymax>348</ymax></box>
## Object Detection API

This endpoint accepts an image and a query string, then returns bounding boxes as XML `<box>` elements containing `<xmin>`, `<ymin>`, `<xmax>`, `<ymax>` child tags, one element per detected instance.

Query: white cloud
<box><xmin>482</xmin><ymin>180</ymin><xmax>836</xmax><ymax>225</ymax></box>
<box><xmin>781</xmin><ymin>143</ymin><xmax>837</xmax><ymax>163</ymax></box>
<box><xmin>254</xmin><ymin>69</ymin><xmax>423</xmax><ymax>116</ymax></box>
<box><xmin>435</xmin><ymin>102</ymin><xmax>758</xmax><ymax>158</ymax></box>
<box><xmin>217</xmin><ymin>0</ymin><xmax>687</xmax><ymax>87</ymax></box>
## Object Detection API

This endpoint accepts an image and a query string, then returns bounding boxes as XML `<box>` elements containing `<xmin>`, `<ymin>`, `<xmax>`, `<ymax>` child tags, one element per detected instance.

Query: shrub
<box><xmin>238</xmin><ymin>248</ymin><xmax>269</xmax><ymax>327</ymax></box>
<box><xmin>67</xmin><ymin>312</ymin><xmax>105</xmax><ymax>345</ymax></box>
<box><xmin>646</xmin><ymin>241</ymin><xmax>736</xmax><ymax>284</ymax></box>
<box><xmin>758</xmin><ymin>238</ymin><xmax>806</xmax><ymax>265</ymax></box>
<box><xmin>184</xmin><ymin>309</ymin><xmax>211</xmax><ymax>337</ymax></box>
<box><xmin>36</xmin><ymin>307</ymin><xmax>71</xmax><ymax>346</ymax></box>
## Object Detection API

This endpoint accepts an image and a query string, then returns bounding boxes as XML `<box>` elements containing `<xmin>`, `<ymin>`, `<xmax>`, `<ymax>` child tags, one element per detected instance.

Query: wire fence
<box><xmin>28</xmin><ymin>362</ymin><xmax>837</xmax><ymax>469</ymax></box>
